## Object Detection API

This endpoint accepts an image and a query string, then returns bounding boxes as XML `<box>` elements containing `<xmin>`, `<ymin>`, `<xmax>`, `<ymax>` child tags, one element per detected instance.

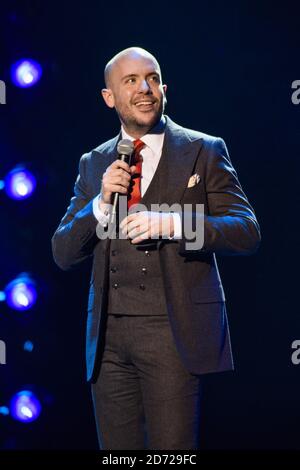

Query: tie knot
<box><xmin>133</xmin><ymin>139</ymin><xmax>145</xmax><ymax>154</ymax></box>
<box><xmin>132</xmin><ymin>139</ymin><xmax>144</xmax><ymax>164</ymax></box>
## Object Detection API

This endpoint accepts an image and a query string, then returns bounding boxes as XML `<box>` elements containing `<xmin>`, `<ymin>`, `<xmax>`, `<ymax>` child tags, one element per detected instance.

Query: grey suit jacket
<box><xmin>52</xmin><ymin>116</ymin><xmax>261</xmax><ymax>381</ymax></box>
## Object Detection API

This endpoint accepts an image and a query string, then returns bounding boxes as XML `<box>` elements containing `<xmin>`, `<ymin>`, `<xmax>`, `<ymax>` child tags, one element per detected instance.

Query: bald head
<box><xmin>104</xmin><ymin>47</ymin><xmax>162</xmax><ymax>89</ymax></box>
<box><xmin>101</xmin><ymin>46</ymin><xmax>167</xmax><ymax>138</ymax></box>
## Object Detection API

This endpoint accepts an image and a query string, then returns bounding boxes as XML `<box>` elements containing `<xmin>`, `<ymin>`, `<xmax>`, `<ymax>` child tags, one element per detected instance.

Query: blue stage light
<box><xmin>0</xmin><ymin>406</ymin><xmax>10</xmax><ymax>416</ymax></box>
<box><xmin>23</xmin><ymin>341</ymin><xmax>34</xmax><ymax>352</ymax></box>
<box><xmin>5</xmin><ymin>167</ymin><xmax>36</xmax><ymax>200</ymax></box>
<box><xmin>5</xmin><ymin>275</ymin><xmax>37</xmax><ymax>311</ymax></box>
<box><xmin>10</xmin><ymin>391</ymin><xmax>41</xmax><ymax>423</ymax></box>
<box><xmin>0</xmin><ymin>291</ymin><xmax>6</xmax><ymax>302</ymax></box>
<box><xmin>11</xmin><ymin>59</ymin><xmax>42</xmax><ymax>88</ymax></box>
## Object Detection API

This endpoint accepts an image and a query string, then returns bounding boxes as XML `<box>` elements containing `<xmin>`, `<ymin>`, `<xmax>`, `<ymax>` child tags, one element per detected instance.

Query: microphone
<box><xmin>109</xmin><ymin>139</ymin><xmax>134</xmax><ymax>226</ymax></box>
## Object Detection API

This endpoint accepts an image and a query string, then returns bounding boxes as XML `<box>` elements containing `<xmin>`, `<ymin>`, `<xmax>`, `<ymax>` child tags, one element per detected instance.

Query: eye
<box><xmin>149</xmin><ymin>75</ymin><xmax>160</xmax><ymax>83</ymax></box>
<box><xmin>126</xmin><ymin>77</ymin><xmax>136</xmax><ymax>84</ymax></box>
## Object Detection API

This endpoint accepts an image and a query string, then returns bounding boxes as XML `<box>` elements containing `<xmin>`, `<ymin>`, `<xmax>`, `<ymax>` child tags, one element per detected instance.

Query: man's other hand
<box><xmin>120</xmin><ymin>211</ymin><xmax>175</xmax><ymax>244</ymax></box>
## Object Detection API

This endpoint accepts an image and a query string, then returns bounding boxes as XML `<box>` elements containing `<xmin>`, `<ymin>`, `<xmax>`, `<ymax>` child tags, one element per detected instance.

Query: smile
<box><xmin>135</xmin><ymin>101</ymin><xmax>155</xmax><ymax>107</ymax></box>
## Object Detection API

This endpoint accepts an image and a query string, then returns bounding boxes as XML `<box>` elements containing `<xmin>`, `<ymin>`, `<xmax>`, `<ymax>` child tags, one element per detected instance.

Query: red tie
<box><xmin>128</xmin><ymin>139</ymin><xmax>145</xmax><ymax>209</ymax></box>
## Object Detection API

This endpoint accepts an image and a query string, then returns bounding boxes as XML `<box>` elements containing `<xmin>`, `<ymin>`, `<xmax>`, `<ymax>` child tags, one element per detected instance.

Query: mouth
<box><xmin>134</xmin><ymin>100</ymin><xmax>156</xmax><ymax>110</ymax></box>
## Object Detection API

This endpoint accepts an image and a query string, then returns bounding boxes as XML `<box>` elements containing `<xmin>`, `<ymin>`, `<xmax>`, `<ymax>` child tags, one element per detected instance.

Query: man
<box><xmin>52</xmin><ymin>47</ymin><xmax>260</xmax><ymax>450</ymax></box>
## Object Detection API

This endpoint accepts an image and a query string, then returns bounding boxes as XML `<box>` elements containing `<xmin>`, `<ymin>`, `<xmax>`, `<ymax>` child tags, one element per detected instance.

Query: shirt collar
<box><xmin>121</xmin><ymin>116</ymin><xmax>166</xmax><ymax>155</ymax></box>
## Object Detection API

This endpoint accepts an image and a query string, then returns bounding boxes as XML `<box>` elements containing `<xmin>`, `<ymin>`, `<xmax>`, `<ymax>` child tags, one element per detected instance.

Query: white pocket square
<box><xmin>187</xmin><ymin>173</ymin><xmax>201</xmax><ymax>188</ymax></box>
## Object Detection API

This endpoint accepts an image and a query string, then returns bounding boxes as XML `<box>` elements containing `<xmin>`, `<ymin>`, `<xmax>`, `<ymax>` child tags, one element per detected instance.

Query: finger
<box><xmin>120</xmin><ymin>219</ymin><xmax>136</xmax><ymax>235</ymax></box>
<box><xmin>127</xmin><ymin>222</ymin><xmax>148</xmax><ymax>240</ymax></box>
<box><xmin>124</xmin><ymin>218</ymin><xmax>144</xmax><ymax>236</ymax></box>
<box><xmin>121</xmin><ymin>213</ymin><xmax>148</xmax><ymax>236</ymax></box>
<box><xmin>109</xmin><ymin>169</ymin><xmax>131</xmax><ymax>181</ymax></box>
<box><xmin>131</xmin><ymin>230</ymin><xmax>150</xmax><ymax>244</ymax></box>
<box><xmin>106</xmin><ymin>175</ymin><xmax>130</xmax><ymax>187</ymax></box>
<box><xmin>120</xmin><ymin>213</ymin><xmax>139</xmax><ymax>231</ymax></box>
<box><xmin>106</xmin><ymin>184</ymin><xmax>128</xmax><ymax>194</ymax></box>
<box><xmin>111</xmin><ymin>160</ymin><xmax>131</xmax><ymax>173</ymax></box>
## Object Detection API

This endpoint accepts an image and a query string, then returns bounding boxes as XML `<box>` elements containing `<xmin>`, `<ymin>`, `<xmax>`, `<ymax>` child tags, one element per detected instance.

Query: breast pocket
<box><xmin>182</xmin><ymin>182</ymin><xmax>206</xmax><ymax>204</ymax></box>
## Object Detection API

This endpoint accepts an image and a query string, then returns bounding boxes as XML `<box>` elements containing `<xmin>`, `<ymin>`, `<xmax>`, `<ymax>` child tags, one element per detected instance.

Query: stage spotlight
<box><xmin>23</xmin><ymin>341</ymin><xmax>34</xmax><ymax>352</ymax></box>
<box><xmin>11</xmin><ymin>59</ymin><xmax>42</xmax><ymax>88</ymax></box>
<box><xmin>5</xmin><ymin>274</ymin><xmax>37</xmax><ymax>311</ymax></box>
<box><xmin>0</xmin><ymin>406</ymin><xmax>10</xmax><ymax>416</ymax></box>
<box><xmin>5</xmin><ymin>167</ymin><xmax>36</xmax><ymax>200</ymax></box>
<box><xmin>10</xmin><ymin>391</ymin><xmax>41</xmax><ymax>423</ymax></box>
<box><xmin>0</xmin><ymin>291</ymin><xmax>6</xmax><ymax>302</ymax></box>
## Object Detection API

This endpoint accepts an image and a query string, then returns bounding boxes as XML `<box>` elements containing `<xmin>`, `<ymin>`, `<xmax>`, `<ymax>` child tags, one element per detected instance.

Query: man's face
<box><xmin>102</xmin><ymin>54</ymin><xmax>167</xmax><ymax>136</ymax></box>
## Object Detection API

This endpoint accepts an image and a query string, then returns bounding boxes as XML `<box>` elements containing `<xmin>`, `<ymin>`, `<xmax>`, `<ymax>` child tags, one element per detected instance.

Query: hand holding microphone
<box><xmin>99</xmin><ymin>139</ymin><xmax>135</xmax><ymax>225</ymax></box>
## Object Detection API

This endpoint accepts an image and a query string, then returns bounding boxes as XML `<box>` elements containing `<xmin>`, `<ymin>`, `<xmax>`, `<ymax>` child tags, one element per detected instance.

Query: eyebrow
<box><xmin>121</xmin><ymin>72</ymin><xmax>160</xmax><ymax>82</ymax></box>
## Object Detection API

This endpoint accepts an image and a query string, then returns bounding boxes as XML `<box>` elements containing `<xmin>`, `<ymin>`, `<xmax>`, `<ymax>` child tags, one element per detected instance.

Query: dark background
<box><xmin>0</xmin><ymin>0</ymin><xmax>299</xmax><ymax>450</ymax></box>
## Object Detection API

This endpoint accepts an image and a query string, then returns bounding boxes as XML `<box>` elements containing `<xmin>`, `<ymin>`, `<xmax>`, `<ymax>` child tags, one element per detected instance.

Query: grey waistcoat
<box><xmin>107</xmin><ymin>148</ymin><xmax>168</xmax><ymax>316</ymax></box>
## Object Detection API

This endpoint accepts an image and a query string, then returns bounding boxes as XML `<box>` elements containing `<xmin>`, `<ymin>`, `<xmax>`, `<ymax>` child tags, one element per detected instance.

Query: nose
<box><xmin>138</xmin><ymin>79</ymin><xmax>151</xmax><ymax>93</ymax></box>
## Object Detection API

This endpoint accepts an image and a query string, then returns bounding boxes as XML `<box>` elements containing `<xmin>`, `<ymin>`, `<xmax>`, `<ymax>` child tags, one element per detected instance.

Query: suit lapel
<box><xmin>91</xmin><ymin>117</ymin><xmax>204</xmax><ymax>206</ymax></box>
<box><xmin>157</xmin><ymin>116</ymin><xmax>204</xmax><ymax>206</ymax></box>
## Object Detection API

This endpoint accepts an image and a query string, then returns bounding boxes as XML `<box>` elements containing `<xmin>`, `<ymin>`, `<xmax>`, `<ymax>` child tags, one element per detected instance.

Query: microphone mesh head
<box><xmin>117</xmin><ymin>139</ymin><xmax>134</xmax><ymax>156</ymax></box>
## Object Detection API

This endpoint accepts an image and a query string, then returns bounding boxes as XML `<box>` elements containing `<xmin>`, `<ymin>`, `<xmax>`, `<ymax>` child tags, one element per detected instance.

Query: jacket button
<box><xmin>141</xmin><ymin>267</ymin><xmax>147</xmax><ymax>274</ymax></box>
<box><xmin>112</xmin><ymin>250</ymin><xmax>117</xmax><ymax>256</ymax></box>
<box><xmin>113</xmin><ymin>283</ymin><xmax>119</xmax><ymax>289</ymax></box>
<box><xmin>145</xmin><ymin>251</ymin><xmax>150</xmax><ymax>256</ymax></box>
<box><xmin>139</xmin><ymin>284</ymin><xmax>145</xmax><ymax>290</ymax></box>
<box><xmin>110</xmin><ymin>267</ymin><xmax>117</xmax><ymax>273</ymax></box>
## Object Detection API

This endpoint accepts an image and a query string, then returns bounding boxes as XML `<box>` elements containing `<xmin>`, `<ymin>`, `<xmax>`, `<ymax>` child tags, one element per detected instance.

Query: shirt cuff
<box><xmin>170</xmin><ymin>213</ymin><xmax>182</xmax><ymax>239</ymax></box>
<box><xmin>92</xmin><ymin>194</ymin><xmax>110</xmax><ymax>227</ymax></box>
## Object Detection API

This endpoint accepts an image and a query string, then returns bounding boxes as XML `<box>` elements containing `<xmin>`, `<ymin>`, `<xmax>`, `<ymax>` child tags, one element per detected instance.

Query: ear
<box><xmin>162</xmin><ymin>84</ymin><xmax>167</xmax><ymax>106</ymax></box>
<box><xmin>101</xmin><ymin>88</ymin><xmax>115</xmax><ymax>108</ymax></box>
